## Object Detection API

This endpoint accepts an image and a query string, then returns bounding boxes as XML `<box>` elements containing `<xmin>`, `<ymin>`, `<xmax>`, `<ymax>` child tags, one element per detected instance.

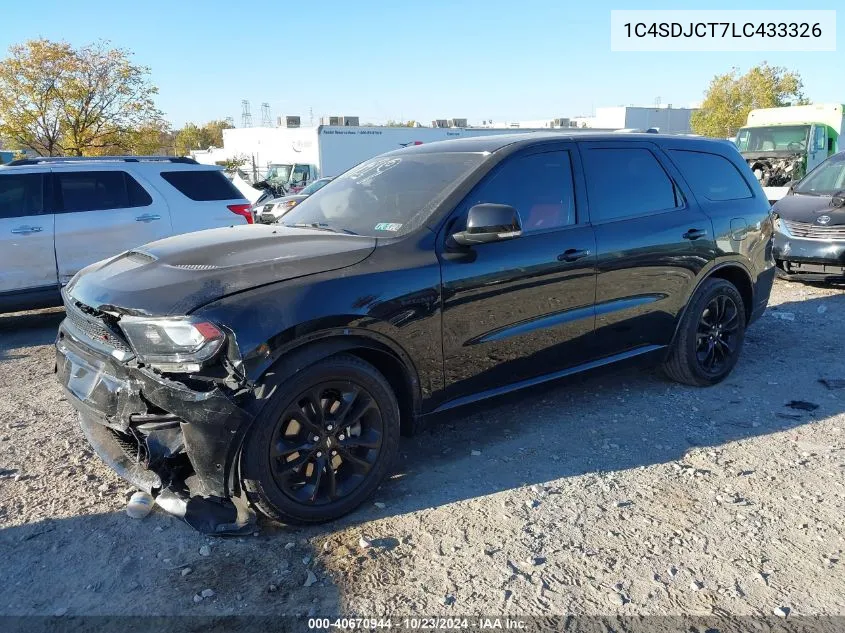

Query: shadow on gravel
<box><xmin>310</xmin><ymin>291</ymin><xmax>845</xmax><ymax>530</ymax></box>
<box><xmin>0</xmin><ymin>309</ymin><xmax>64</xmax><ymax>362</ymax></box>
<box><xmin>0</xmin><ymin>509</ymin><xmax>341</xmax><ymax>618</ymax></box>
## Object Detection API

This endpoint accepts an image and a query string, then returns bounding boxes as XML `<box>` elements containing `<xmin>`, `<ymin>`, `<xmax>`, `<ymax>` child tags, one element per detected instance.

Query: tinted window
<box><xmin>127</xmin><ymin>175</ymin><xmax>153</xmax><ymax>206</ymax></box>
<box><xmin>795</xmin><ymin>153</ymin><xmax>845</xmax><ymax>194</ymax></box>
<box><xmin>469</xmin><ymin>151</ymin><xmax>576</xmax><ymax>232</ymax></box>
<box><xmin>160</xmin><ymin>170</ymin><xmax>243</xmax><ymax>201</ymax></box>
<box><xmin>282</xmin><ymin>152</ymin><xmax>485</xmax><ymax>237</ymax></box>
<box><xmin>0</xmin><ymin>173</ymin><xmax>44</xmax><ymax>219</ymax></box>
<box><xmin>57</xmin><ymin>171</ymin><xmax>152</xmax><ymax>212</ymax></box>
<box><xmin>669</xmin><ymin>150</ymin><xmax>752</xmax><ymax>201</ymax></box>
<box><xmin>582</xmin><ymin>148</ymin><xmax>680</xmax><ymax>222</ymax></box>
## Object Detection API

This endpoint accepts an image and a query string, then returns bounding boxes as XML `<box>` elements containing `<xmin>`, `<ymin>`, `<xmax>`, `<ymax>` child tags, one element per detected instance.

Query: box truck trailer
<box><xmin>735</xmin><ymin>103</ymin><xmax>845</xmax><ymax>203</ymax></box>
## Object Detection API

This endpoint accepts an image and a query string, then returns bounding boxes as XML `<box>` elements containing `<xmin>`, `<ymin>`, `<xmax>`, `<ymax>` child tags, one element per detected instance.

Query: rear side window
<box><xmin>0</xmin><ymin>173</ymin><xmax>44</xmax><ymax>218</ymax></box>
<box><xmin>582</xmin><ymin>148</ymin><xmax>681</xmax><ymax>222</ymax></box>
<box><xmin>160</xmin><ymin>170</ymin><xmax>242</xmax><ymax>201</ymax></box>
<box><xmin>56</xmin><ymin>171</ymin><xmax>152</xmax><ymax>212</ymax></box>
<box><xmin>669</xmin><ymin>150</ymin><xmax>752</xmax><ymax>201</ymax></box>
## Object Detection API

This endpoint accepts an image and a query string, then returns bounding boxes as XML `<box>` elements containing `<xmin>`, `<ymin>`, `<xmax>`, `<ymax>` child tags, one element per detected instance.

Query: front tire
<box><xmin>663</xmin><ymin>278</ymin><xmax>746</xmax><ymax>387</ymax></box>
<box><xmin>241</xmin><ymin>354</ymin><xmax>399</xmax><ymax>524</ymax></box>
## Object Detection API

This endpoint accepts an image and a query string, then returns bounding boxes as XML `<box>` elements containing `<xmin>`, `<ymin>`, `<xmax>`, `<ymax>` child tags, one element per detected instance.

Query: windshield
<box><xmin>281</xmin><ymin>152</ymin><xmax>487</xmax><ymax>237</ymax></box>
<box><xmin>794</xmin><ymin>154</ymin><xmax>845</xmax><ymax>195</ymax></box>
<box><xmin>736</xmin><ymin>125</ymin><xmax>810</xmax><ymax>153</ymax></box>
<box><xmin>300</xmin><ymin>178</ymin><xmax>331</xmax><ymax>196</ymax></box>
<box><xmin>264</xmin><ymin>164</ymin><xmax>292</xmax><ymax>184</ymax></box>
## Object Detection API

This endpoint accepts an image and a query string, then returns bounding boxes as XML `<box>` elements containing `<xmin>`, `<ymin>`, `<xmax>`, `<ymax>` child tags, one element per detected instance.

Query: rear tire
<box><xmin>241</xmin><ymin>354</ymin><xmax>399</xmax><ymax>524</ymax></box>
<box><xmin>663</xmin><ymin>278</ymin><xmax>746</xmax><ymax>387</ymax></box>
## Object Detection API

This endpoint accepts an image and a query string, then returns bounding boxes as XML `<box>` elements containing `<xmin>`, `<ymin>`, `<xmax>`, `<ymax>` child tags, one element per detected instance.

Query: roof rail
<box><xmin>6</xmin><ymin>156</ymin><xmax>198</xmax><ymax>166</ymax></box>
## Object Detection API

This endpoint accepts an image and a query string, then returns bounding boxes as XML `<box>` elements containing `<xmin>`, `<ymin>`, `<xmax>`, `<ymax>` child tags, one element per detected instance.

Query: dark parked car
<box><xmin>55</xmin><ymin>133</ymin><xmax>775</xmax><ymax>533</ymax></box>
<box><xmin>772</xmin><ymin>150</ymin><xmax>845</xmax><ymax>281</ymax></box>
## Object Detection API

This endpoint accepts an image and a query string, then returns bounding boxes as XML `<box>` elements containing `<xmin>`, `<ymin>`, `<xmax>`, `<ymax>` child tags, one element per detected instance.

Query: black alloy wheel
<box><xmin>662</xmin><ymin>277</ymin><xmax>746</xmax><ymax>387</ymax></box>
<box><xmin>241</xmin><ymin>354</ymin><xmax>399</xmax><ymax>524</ymax></box>
<box><xmin>270</xmin><ymin>382</ymin><xmax>384</xmax><ymax>506</ymax></box>
<box><xmin>695</xmin><ymin>294</ymin><xmax>740</xmax><ymax>374</ymax></box>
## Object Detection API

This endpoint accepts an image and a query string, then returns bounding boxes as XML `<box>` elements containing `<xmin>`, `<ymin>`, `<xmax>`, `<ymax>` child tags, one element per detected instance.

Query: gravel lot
<box><xmin>1</xmin><ymin>279</ymin><xmax>845</xmax><ymax>622</ymax></box>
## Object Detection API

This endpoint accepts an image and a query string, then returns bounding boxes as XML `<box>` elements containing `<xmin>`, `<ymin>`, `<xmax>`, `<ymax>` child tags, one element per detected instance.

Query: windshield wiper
<box><xmin>284</xmin><ymin>222</ymin><xmax>358</xmax><ymax>235</ymax></box>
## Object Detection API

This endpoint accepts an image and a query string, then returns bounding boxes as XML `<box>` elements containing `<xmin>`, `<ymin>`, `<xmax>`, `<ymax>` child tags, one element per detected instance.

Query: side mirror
<box><xmin>451</xmin><ymin>204</ymin><xmax>522</xmax><ymax>246</ymax></box>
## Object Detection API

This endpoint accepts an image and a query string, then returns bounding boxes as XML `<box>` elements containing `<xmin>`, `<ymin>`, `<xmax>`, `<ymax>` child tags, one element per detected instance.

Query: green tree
<box><xmin>691</xmin><ymin>62</ymin><xmax>807</xmax><ymax>138</ymax></box>
<box><xmin>174</xmin><ymin>119</ymin><xmax>233</xmax><ymax>156</ymax></box>
<box><xmin>0</xmin><ymin>39</ymin><xmax>164</xmax><ymax>155</ymax></box>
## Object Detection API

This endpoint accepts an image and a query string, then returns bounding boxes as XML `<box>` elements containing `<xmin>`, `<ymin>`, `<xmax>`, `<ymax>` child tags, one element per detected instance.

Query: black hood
<box><xmin>66</xmin><ymin>225</ymin><xmax>376</xmax><ymax>316</ymax></box>
<box><xmin>773</xmin><ymin>193</ymin><xmax>845</xmax><ymax>225</ymax></box>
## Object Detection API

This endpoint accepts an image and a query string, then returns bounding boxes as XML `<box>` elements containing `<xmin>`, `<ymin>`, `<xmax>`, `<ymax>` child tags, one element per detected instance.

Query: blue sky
<box><xmin>1</xmin><ymin>0</ymin><xmax>841</xmax><ymax>127</ymax></box>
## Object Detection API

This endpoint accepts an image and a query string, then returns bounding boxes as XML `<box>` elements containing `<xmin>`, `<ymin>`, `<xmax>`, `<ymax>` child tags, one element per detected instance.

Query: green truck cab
<box><xmin>735</xmin><ymin>103</ymin><xmax>844</xmax><ymax>203</ymax></box>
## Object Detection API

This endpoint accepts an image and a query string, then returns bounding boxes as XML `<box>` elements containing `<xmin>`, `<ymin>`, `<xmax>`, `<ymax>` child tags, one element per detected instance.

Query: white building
<box><xmin>572</xmin><ymin>105</ymin><xmax>697</xmax><ymax>134</ymax></box>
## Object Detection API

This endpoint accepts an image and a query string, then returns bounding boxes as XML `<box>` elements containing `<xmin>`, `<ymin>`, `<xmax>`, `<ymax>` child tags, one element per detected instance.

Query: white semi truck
<box><xmin>735</xmin><ymin>103</ymin><xmax>845</xmax><ymax>202</ymax></box>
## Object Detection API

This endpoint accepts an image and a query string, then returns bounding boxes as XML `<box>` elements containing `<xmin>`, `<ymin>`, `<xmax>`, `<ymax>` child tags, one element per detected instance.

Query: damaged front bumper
<box><xmin>774</xmin><ymin>229</ymin><xmax>845</xmax><ymax>282</ymax></box>
<box><xmin>55</xmin><ymin>320</ymin><xmax>257</xmax><ymax>534</ymax></box>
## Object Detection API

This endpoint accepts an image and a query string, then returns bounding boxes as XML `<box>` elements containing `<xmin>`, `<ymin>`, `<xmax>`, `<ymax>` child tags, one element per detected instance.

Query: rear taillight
<box><xmin>227</xmin><ymin>203</ymin><xmax>253</xmax><ymax>224</ymax></box>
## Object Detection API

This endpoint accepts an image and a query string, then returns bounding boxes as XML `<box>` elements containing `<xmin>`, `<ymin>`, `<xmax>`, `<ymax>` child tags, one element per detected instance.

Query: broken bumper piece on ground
<box><xmin>55</xmin><ymin>322</ymin><xmax>256</xmax><ymax>535</ymax></box>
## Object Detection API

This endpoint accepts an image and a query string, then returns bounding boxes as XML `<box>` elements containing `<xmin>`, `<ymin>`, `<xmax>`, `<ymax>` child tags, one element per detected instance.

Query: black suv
<box><xmin>55</xmin><ymin>133</ymin><xmax>775</xmax><ymax>532</ymax></box>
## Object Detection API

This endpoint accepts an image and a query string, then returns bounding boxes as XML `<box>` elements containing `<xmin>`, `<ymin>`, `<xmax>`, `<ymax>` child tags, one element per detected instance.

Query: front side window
<box><xmin>290</xmin><ymin>164</ymin><xmax>310</xmax><ymax>185</ymax></box>
<box><xmin>0</xmin><ymin>173</ymin><xmax>44</xmax><ymax>219</ymax></box>
<box><xmin>814</xmin><ymin>126</ymin><xmax>827</xmax><ymax>151</ymax></box>
<box><xmin>282</xmin><ymin>152</ymin><xmax>486</xmax><ymax>237</ymax></box>
<box><xmin>582</xmin><ymin>147</ymin><xmax>680</xmax><ymax>222</ymax></box>
<box><xmin>56</xmin><ymin>171</ymin><xmax>152</xmax><ymax>212</ymax></box>
<box><xmin>467</xmin><ymin>151</ymin><xmax>576</xmax><ymax>232</ymax></box>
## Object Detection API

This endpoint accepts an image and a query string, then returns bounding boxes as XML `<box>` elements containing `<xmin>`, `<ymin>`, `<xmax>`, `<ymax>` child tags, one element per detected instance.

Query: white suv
<box><xmin>0</xmin><ymin>156</ymin><xmax>252</xmax><ymax>313</ymax></box>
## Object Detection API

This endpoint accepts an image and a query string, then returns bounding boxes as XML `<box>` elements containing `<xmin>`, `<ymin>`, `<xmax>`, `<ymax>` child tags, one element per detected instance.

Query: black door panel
<box><xmin>437</xmin><ymin>144</ymin><xmax>598</xmax><ymax>402</ymax></box>
<box><xmin>578</xmin><ymin>142</ymin><xmax>716</xmax><ymax>358</ymax></box>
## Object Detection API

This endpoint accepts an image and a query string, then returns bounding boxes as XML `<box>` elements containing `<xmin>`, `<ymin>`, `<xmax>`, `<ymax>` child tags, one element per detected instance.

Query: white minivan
<box><xmin>0</xmin><ymin>156</ymin><xmax>252</xmax><ymax>313</ymax></box>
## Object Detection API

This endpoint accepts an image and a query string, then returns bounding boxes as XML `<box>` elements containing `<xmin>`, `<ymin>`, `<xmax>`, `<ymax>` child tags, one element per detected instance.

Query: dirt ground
<box><xmin>1</xmin><ymin>279</ymin><xmax>845</xmax><ymax>623</ymax></box>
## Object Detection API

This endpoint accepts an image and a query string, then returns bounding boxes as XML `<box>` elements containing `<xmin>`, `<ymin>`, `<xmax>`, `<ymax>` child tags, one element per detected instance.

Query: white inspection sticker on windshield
<box><xmin>374</xmin><ymin>222</ymin><xmax>403</xmax><ymax>232</ymax></box>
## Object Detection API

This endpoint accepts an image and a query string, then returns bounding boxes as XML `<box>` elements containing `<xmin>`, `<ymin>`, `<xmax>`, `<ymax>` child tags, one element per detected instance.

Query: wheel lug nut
<box><xmin>338</xmin><ymin>434</ymin><xmax>345</xmax><ymax>440</ymax></box>
<box><xmin>316</xmin><ymin>451</ymin><xmax>322</xmax><ymax>457</ymax></box>
<box><xmin>326</xmin><ymin>424</ymin><xmax>334</xmax><ymax>431</ymax></box>
<box><xmin>312</xmin><ymin>435</ymin><xmax>320</xmax><ymax>442</ymax></box>
<box><xmin>331</xmin><ymin>450</ymin><xmax>337</xmax><ymax>456</ymax></box>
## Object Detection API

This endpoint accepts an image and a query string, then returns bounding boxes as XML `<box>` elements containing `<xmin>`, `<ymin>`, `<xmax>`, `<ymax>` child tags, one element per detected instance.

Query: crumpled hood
<box><xmin>66</xmin><ymin>224</ymin><xmax>376</xmax><ymax>315</ymax></box>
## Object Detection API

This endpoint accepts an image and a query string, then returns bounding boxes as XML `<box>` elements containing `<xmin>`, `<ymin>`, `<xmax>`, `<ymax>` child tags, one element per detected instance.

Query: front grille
<box><xmin>64</xmin><ymin>299</ymin><xmax>132</xmax><ymax>354</ymax></box>
<box><xmin>783</xmin><ymin>219</ymin><xmax>845</xmax><ymax>241</ymax></box>
<box><xmin>109</xmin><ymin>428</ymin><xmax>144</xmax><ymax>463</ymax></box>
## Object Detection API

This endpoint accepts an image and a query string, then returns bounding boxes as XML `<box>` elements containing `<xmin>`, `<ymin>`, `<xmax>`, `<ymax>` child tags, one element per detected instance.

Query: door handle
<box><xmin>682</xmin><ymin>228</ymin><xmax>708</xmax><ymax>240</ymax></box>
<box><xmin>557</xmin><ymin>248</ymin><xmax>591</xmax><ymax>262</ymax></box>
<box><xmin>135</xmin><ymin>214</ymin><xmax>161</xmax><ymax>222</ymax></box>
<box><xmin>11</xmin><ymin>226</ymin><xmax>42</xmax><ymax>234</ymax></box>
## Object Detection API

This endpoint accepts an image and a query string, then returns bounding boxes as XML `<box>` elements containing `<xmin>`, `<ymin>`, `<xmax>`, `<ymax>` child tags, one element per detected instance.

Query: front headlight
<box><xmin>277</xmin><ymin>200</ymin><xmax>298</xmax><ymax>211</ymax></box>
<box><xmin>118</xmin><ymin>316</ymin><xmax>224</xmax><ymax>373</ymax></box>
